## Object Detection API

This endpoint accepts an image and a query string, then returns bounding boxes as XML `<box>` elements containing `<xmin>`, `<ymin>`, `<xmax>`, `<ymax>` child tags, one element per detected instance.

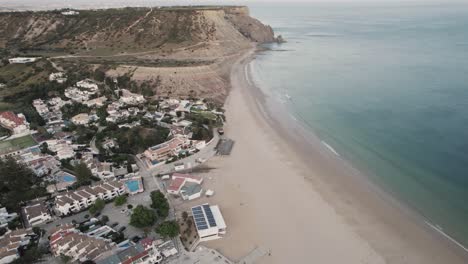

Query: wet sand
<box><xmin>200</xmin><ymin>48</ymin><xmax>467</xmax><ymax>264</ymax></box>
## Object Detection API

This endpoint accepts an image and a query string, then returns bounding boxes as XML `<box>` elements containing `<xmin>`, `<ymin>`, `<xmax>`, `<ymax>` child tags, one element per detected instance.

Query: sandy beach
<box><xmin>186</xmin><ymin>48</ymin><xmax>468</xmax><ymax>264</ymax></box>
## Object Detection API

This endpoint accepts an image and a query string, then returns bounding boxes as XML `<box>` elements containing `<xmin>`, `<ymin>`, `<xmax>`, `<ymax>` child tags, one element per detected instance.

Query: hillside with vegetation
<box><xmin>0</xmin><ymin>6</ymin><xmax>276</xmax><ymax>103</ymax></box>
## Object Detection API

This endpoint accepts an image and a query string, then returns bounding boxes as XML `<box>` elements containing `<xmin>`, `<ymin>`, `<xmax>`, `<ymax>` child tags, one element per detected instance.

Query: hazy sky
<box><xmin>0</xmin><ymin>0</ymin><xmax>465</xmax><ymax>11</ymax></box>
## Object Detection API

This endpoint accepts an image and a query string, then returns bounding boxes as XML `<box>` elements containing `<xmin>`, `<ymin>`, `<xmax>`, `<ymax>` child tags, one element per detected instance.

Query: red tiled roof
<box><xmin>172</xmin><ymin>173</ymin><xmax>202</xmax><ymax>182</ymax></box>
<box><xmin>0</xmin><ymin>111</ymin><xmax>25</xmax><ymax>127</ymax></box>
<box><xmin>167</xmin><ymin>177</ymin><xmax>185</xmax><ymax>192</ymax></box>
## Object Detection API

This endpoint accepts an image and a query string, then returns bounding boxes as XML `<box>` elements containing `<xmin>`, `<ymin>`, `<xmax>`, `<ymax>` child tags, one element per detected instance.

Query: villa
<box><xmin>71</xmin><ymin>113</ymin><xmax>91</xmax><ymax>126</ymax></box>
<box><xmin>84</xmin><ymin>96</ymin><xmax>107</xmax><ymax>108</ymax></box>
<box><xmin>49</xmin><ymin>72</ymin><xmax>67</xmax><ymax>83</ymax></box>
<box><xmin>167</xmin><ymin>173</ymin><xmax>203</xmax><ymax>200</ymax></box>
<box><xmin>22</xmin><ymin>201</ymin><xmax>52</xmax><ymax>227</ymax></box>
<box><xmin>119</xmin><ymin>89</ymin><xmax>146</xmax><ymax>105</ymax></box>
<box><xmin>0</xmin><ymin>111</ymin><xmax>30</xmax><ymax>135</ymax></box>
<box><xmin>191</xmin><ymin>204</ymin><xmax>227</xmax><ymax>242</ymax></box>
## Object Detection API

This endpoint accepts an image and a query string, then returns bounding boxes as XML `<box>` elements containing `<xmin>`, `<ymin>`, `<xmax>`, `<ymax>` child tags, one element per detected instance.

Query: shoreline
<box><xmin>201</xmin><ymin>47</ymin><xmax>468</xmax><ymax>263</ymax></box>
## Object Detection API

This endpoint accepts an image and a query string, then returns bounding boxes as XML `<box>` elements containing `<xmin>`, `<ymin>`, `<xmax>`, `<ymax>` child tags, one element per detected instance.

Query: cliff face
<box><xmin>0</xmin><ymin>6</ymin><xmax>275</xmax><ymax>55</ymax></box>
<box><xmin>0</xmin><ymin>6</ymin><xmax>276</xmax><ymax>102</ymax></box>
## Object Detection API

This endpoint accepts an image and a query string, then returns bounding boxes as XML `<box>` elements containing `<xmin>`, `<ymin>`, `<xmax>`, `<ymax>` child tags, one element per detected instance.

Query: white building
<box><xmin>0</xmin><ymin>229</ymin><xmax>34</xmax><ymax>264</ymax></box>
<box><xmin>71</xmin><ymin>113</ymin><xmax>90</xmax><ymax>125</ymax></box>
<box><xmin>76</xmin><ymin>79</ymin><xmax>99</xmax><ymax>91</ymax></box>
<box><xmin>119</xmin><ymin>89</ymin><xmax>146</xmax><ymax>105</ymax></box>
<box><xmin>54</xmin><ymin>181</ymin><xmax>126</xmax><ymax>216</ymax></box>
<box><xmin>8</xmin><ymin>57</ymin><xmax>39</xmax><ymax>64</ymax></box>
<box><xmin>0</xmin><ymin>111</ymin><xmax>30</xmax><ymax>135</ymax></box>
<box><xmin>84</xmin><ymin>96</ymin><xmax>107</xmax><ymax>107</ymax></box>
<box><xmin>0</xmin><ymin>208</ymin><xmax>17</xmax><ymax>228</ymax></box>
<box><xmin>167</xmin><ymin>173</ymin><xmax>203</xmax><ymax>201</ymax></box>
<box><xmin>61</xmin><ymin>10</ymin><xmax>79</xmax><ymax>16</ymax></box>
<box><xmin>22</xmin><ymin>201</ymin><xmax>52</xmax><ymax>227</ymax></box>
<box><xmin>191</xmin><ymin>204</ymin><xmax>226</xmax><ymax>242</ymax></box>
<box><xmin>49</xmin><ymin>72</ymin><xmax>67</xmax><ymax>83</ymax></box>
<box><xmin>49</xmin><ymin>224</ymin><xmax>114</xmax><ymax>262</ymax></box>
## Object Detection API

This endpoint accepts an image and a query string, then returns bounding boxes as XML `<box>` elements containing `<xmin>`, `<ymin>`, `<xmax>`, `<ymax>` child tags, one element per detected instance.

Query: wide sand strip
<box><xmin>200</xmin><ymin>48</ymin><xmax>468</xmax><ymax>264</ymax></box>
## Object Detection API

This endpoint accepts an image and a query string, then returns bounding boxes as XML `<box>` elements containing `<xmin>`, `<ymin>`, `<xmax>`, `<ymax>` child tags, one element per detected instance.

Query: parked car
<box><xmin>131</xmin><ymin>236</ymin><xmax>142</xmax><ymax>243</ymax></box>
<box><xmin>84</xmin><ymin>214</ymin><xmax>90</xmax><ymax>219</ymax></box>
<box><xmin>118</xmin><ymin>226</ymin><xmax>126</xmax><ymax>232</ymax></box>
<box><xmin>217</xmin><ymin>128</ymin><xmax>224</xmax><ymax>135</ymax></box>
<box><xmin>110</xmin><ymin>222</ymin><xmax>119</xmax><ymax>228</ymax></box>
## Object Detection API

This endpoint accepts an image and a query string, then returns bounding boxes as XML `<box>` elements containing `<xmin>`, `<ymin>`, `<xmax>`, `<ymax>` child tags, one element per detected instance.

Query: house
<box><xmin>0</xmin><ymin>229</ymin><xmax>34</xmax><ymax>264</ymax></box>
<box><xmin>119</xmin><ymin>89</ymin><xmax>146</xmax><ymax>105</ymax></box>
<box><xmin>49</xmin><ymin>72</ymin><xmax>67</xmax><ymax>83</ymax></box>
<box><xmin>61</xmin><ymin>10</ymin><xmax>79</xmax><ymax>15</ymax></box>
<box><xmin>0</xmin><ymin>112</ymin><xmax>30</xmax><ymax>135</ymax></box>
<box><xmin>95</xmin><ymin>238</ymin><xmax>163</xmax><ymax>264</ymax></box>
<box><xmin>191</xmin><ymin>204</ymin><xmax>226</xmax><ymax>242</ymax></box>
<box><xmin>54</xmin><ymin>181</ymin><xmax>126</xmax><ymax>216</ymax></box>
<box><xmin>8</xmin><ymin>57</ymin><xmax>39</xmax><ymax>64</ymax></box>
<box><xmin>143</xmin><ymin>135</ymin><xmax>190</xmax><ymax>166</ymax></box>
<box><xmin>167</xmin><ymin>173</ymin><xmax>203</xmax><ymax>201</ymax></box>
<box><xmin>71</xmin><ymin>113</ymin><xmax>90</xmax><ymax>125</ymax></box>
<box><xmin>76</xmin><ymin>79</ymin><xmax>99</xmax><ymax>91</ymax></box>
<box><xmin>84</xmin><ymin>96</ymin><xmax>107</xmax><ymax>108</ymax></box>
<box><xmin>49</xmin><ymin>224</ymin><xmax>115</xmax><ymax>262</ymax></box>
<box><xmin>0</xmin><ymin>208</ymin><xmax>17</xmax><ymax>229</ymax></box>
<box><xmin>22</xmin><ymin>201</ymin><xmax>52</xmax><ymax>227</ymax></box>
<box><xmin>46</xmin><ymin>140</ymin><xmax>74</xmax><ymax>160</ymax></box>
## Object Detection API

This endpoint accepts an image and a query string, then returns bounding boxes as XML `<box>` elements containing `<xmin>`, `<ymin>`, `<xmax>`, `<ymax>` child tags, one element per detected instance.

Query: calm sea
<box><xmin>249</xmin><ymin>2</ymin><xmax>468</xmax><ymax>248</ymax></box>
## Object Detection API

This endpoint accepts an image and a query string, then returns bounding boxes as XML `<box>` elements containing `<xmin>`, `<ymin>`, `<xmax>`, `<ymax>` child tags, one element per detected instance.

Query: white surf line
<box><xmin>321</xmin><ymin>141</ymin><xmax>340</xmax><ymax>156</ymax></box>
<box><xmin>424</xmin><ymin>221</ymin><xmax>468</xmax><ymax>253</ymax></box>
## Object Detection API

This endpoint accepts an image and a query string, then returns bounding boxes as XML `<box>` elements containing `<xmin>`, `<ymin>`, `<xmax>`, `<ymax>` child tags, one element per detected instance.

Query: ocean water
<box><xmin>249</xmin><ymin>2</ymin><xmax>468</xmax><ymax>248</ymax></box>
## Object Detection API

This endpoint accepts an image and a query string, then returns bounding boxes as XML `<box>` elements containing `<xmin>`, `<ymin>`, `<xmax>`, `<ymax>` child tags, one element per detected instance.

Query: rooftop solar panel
<box><xmin>203</xmin><ymin>204</ymin><xmax>217</xmax><ymax>227</ymax></box>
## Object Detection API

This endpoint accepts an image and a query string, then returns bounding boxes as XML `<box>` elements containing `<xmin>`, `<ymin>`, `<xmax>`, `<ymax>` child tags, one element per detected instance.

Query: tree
<box><xmin>129</xmin><ymin>205</ymin><xmax>157</xmax><ymax>228</ymax></box>
<box><xmin>89</xmin><ymin>198</ymin><xmax>105</xmax><ymax>215</ymax></box>
<box><xmin>155</xmin><ymin>220</ymin><xmax>180</xmax><ymax>238</ymax></box>
<box><xmin>74</xmin><ymin>162</ymin><xmax>92</xmax><ymax>184</ymax></box>
<box><xmin>182</xmin><ymin>211</ymin><xmax>189</xmax><ymax>221</ymax></box>
<box><xmin>0</xmin><ymin>157</ymin><xmax>46</xmax><ymax>211</ymax></box>
<box><xmin>114</xmin><ymin>195</ymin><xmax>127</xmax><ymax>206</ymax></box>
<box><xmin>150</xmin><ymin>190</ymin><xmax>169</xmax><ymax>218</ymax></box>
<box><xmin>101</xmin><ymin>215</ymin><xmax>109</xmax><ymax>224</ymax></box>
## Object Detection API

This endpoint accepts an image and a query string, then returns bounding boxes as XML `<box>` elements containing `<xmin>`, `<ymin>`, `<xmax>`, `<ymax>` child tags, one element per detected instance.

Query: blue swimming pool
<box><xmin>125</xmin><ymin>180</ymin><xmax>140</xmax><ymax>193</ymax></box>
<box><xmin>57</xmin><ymin>173</ymin><xmax>76</xmax><ymax>183</ymax></box>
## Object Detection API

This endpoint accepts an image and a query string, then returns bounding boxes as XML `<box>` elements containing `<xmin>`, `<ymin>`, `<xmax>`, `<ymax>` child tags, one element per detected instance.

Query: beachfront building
<box><xmin>0</xmin><ymin>111</ymin><xmax>30</xmax><ymax>135</ymax></box>
<box><xmin>191</xmin><ymin>204</ymin><xmax>227</xmax><ymax>242</ymax></box>
<box><xmin>143</xmin><ymin>135</ymin><xmax>190</xmax><ymax>166</ymax></box>
<box><xmin>49</xmin><ymin>224</ymin><xmax>114</xmax><ymax>262</ymax></box>
<box><xmin>8</xmin><ymin>57</ymin><xmax>39</xmax><ymax>64</ymax></box>
<box><xmin>0</xmin><ymin>229</ymin><xmax>34</xmax><ymax>264</ymax></box>
<box><xmin>167</xmin><ymin>173</ymin><xmax>203</xmax><ymax>201</ymax></box>
<box><xmin>54</xmin><ymin>181</ymin><xmax>125</xmax><ymax>216</ymax></box>
<box><xmin>95</xmin><ymin>238</ymin><xmax>163</xmax><ymax>264</ymax></box>
<box><xmin>22</xmin><ymin>201</ymin><xmax>52</xmax><ymax>227</ymax></box>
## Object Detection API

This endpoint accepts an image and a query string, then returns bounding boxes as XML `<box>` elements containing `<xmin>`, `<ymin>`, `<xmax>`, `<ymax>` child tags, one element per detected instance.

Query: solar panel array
<box><xmin>192</xmin><ymin>206</ymin><xmax>208</xmax><ymax>230</ymax></box>
<box><xmin>203</xmin><ymin>204</ymin><xmax>217</xmax><ymax>227</ymax></box>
